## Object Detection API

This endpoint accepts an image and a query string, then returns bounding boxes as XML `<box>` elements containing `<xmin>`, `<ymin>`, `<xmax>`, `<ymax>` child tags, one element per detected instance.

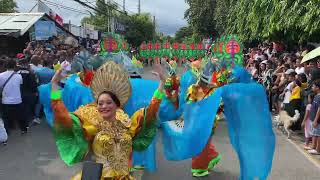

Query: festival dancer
<box><xmin>186</xmin><ymin>62</ymin><xmax>229</xmax><ymax>177</ymax></box>
<box><xmin>50</xmin><ymin>61</ymin><xmax>166</xmax><ymax>179</ymax></box>
<box><xmin>161</xmin><ymin>59</ymin><xmax>225</xmax><ymax>177</ymax></box>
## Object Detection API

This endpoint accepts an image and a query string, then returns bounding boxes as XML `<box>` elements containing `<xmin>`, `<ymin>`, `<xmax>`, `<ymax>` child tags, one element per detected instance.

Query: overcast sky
<box><xmin>16</xmin><ymin>0</ymin><xmax>188</xmax><ymax>35</ymax></box>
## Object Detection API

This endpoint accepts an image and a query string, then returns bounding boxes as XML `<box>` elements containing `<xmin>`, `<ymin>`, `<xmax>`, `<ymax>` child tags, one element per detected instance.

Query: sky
<box><xmin>16</xmin><ymin>0</ymin><xmax>188</xmax><ymax>36</ymax></box>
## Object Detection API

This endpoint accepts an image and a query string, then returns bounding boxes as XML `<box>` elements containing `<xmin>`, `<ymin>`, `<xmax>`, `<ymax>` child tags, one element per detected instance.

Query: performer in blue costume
<box><xmin>39</xmin><ymin>50</ymin><xmax>275</xmax><ymax>180</ymax></box>
<box><xmin>157</xmin><ymin>48</ymin><xmax>275</xmax><ymax>179</ymax></box>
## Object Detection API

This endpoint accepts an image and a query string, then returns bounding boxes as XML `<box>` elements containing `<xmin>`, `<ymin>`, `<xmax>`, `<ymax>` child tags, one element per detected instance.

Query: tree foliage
<box><xmin>121</xmin><ymin>13</ymin><xmax>155</xmax><ymax>47</ymax></box>
<box><xmin>219</xmin><ymin>0</ymin><xmax>320</xmax><ymax>43</ymax></box>
<box><xmin>184</xmin><ymin>0</ymin><xmax>320</xmax><ymax>43</ymax></box>
<box><xmin>81</xmin><ymin>0</ymin><xmax>155</xmax><ymax>47</ymax></box>
<box><xmin>81</xmin><ymin>0</ymin><xmax>118</xmax><ymax>31</ymax></box>
<box><xmin>174</xmin><ymin>26</ymin><xmax>193</xmax><ymax>42</ymax></box>
<box><xmin>0</xmin><ymin>0</ymin><xmax>16</xmax><ymax>13</ymax></box>
<box><xmin>184</xmin><ymin>0</ymin><xmax>217</xmax><ymax>38</ymax></box>
<box><xmin>213</xmin><ymin>0</ymin><xmax>231</xmax><ymax>36</ymax></box>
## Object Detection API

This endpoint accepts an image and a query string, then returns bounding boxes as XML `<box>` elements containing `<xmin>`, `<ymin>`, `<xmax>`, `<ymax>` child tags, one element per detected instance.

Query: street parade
<box><xmin>0</xmin><ymin>0</ymin><xmax>320</xmax><ymax>180</ymax></box>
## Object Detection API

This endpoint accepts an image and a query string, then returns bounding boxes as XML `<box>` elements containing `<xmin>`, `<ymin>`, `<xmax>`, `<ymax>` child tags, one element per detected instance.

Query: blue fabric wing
<box><xmin>158</xmin><ymin>70</ymin><xmax>197</xmax><ymax>123</ymax></box>
<box><xmin>132</xmin><ymin>134</ymin><xmax>157</xmax><ymax>172</ymax></box>
<box><xmin>62</xmin><ymin>75</ymin><xmax>94</xmax><ymax>112</ymax></box>
<box><xmin>124</xmin><ymin>79</ymin><xmax>159</xmax><ymax>172</ymax></box>
<box><xmin>160</xmin><ymin>82</ymin><xmax>275</xmax><ymax>180</ymax></box>
<box><xmin>38</xmin><ymin>75</ymin><xmax>94</xmax><ymax>127</ymax></box>
<box><xmin>222</xmin><ymin>83</ymin><xmax>275</xmax><ymax>180</ymax></box>
<box><xmin>161</xmin><ymin>88</ymin><xmax>222</xmax><ymax>160</ymax></box>
<box><xmin>124</xmin><ymin>79</ymin><xmax>159</xmax><ymax>116</ymax></box>
<box><xmin>39</xmin><ymin>83</ymin><xmax>54</xmax><ymax>126</ymax></box>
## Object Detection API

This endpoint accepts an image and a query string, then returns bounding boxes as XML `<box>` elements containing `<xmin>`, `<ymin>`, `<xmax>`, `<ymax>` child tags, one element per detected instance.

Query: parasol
<box><xmin>301</xmin><ymin>47</ymin><xmax>320</xmax><ymax>64</ymax></box>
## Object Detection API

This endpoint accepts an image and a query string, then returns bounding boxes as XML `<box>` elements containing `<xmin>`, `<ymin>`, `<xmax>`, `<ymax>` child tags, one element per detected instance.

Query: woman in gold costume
<box><xmin>50</xmin><ymin>61</ymin><xmax>166</xmax><ymax>180</ymax></box>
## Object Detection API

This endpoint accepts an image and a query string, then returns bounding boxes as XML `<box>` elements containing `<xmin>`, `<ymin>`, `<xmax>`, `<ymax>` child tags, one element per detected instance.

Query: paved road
<box><xmin>1</xmin><ymin>67</ymin><xmax>320</xmax><ymax>180</ymax></box>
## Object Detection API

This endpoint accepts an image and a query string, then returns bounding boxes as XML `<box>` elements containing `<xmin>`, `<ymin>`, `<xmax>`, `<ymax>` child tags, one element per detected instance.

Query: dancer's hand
<box><xmin>152</xmin><ymin>64</ymin><xmax>166</xmax><ymax>83</ymax></box>
<box><xmin>152</xmin><ymin>64</ymin><xmax>166</xmax><ymax>91</ymax></box>
<box><xmin>51</xmin><ymin>69</ymin><xmax>64</xmax><ymax>91</ymax></box>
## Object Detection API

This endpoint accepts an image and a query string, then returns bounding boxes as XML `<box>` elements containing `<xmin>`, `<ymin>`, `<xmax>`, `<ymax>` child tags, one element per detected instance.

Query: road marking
<box><xmin>286</xmin><ymin>137</ymin><xmax>320</xmax><ymax>169</ymax></box>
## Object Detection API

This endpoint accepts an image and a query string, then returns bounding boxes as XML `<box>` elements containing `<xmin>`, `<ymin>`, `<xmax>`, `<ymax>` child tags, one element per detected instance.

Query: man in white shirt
<box><xmin>281</xmin><ymin>70</ymin><xmax>296</xmax><ymax>110</ymax></box>
<box><xmin>0</xmin><ymin>59</ymin><xmax>26</xmax><ymax>136</ymax></box>
<box><xmin>295</xmin><ymin>58</ymin><xmax>305</xmax><ymax>75</ymax></box>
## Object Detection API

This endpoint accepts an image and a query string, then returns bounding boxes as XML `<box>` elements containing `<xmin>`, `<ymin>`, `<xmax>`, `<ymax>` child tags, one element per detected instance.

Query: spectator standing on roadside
<box><xmin>18</xmin><ymin>57</ymin><xmax>39</xmax><ymax>126</ymax></box>
<box><xmin>308</xmin><ymin>80</ymin><xmax>320</xmax><ymax>155</ymax></box>
<box><xmin>0</xmin><ymin>59</ymin><xmax>26</xmax><ymax>136</ymax></box>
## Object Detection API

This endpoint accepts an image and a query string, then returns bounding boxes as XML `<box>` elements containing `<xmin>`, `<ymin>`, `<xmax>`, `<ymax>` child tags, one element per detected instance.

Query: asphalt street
<box><xmin>0</xmin><ymin>67</ymin><xmax>319</xmax><ymax>180</ymax></box>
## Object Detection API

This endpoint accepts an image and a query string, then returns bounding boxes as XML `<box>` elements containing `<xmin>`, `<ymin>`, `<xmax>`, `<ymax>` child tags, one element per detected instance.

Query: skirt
<box><xmin>311</xmin><ymin>122</ymin><xmax>320</xmax><ymax>137</ymax></box>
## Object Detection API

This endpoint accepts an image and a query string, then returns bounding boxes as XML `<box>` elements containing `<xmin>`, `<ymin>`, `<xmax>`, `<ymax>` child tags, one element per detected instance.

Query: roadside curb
<box><xmin>274</xmin><ymin>128</ymin><xmax>320</xmax><ymax>169</ymax></box>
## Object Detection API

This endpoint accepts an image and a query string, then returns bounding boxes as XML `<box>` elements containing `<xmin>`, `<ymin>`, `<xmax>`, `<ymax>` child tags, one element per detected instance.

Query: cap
<box><xmin>16</xmin><ymin>53</ymin><xmax>25</xmax><ymax>59</ymax></box>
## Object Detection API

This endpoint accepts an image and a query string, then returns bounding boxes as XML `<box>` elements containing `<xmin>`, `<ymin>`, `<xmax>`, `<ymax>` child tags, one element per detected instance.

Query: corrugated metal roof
<box><xmin>0</xmin><ymin>13</ymin><xmax>45</xmax><ymax>36</ymax></box>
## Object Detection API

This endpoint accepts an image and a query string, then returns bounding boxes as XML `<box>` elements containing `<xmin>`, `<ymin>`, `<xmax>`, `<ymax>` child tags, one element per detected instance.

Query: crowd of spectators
<box><xmin>245</xmin><ymin>41</ymin><xmax>320</xmax><ymax>155</ymax></box>
<box><xmin>0</xmin><ymin>36</ymin><xmax>83</xmax><ymax>145</ymax></box>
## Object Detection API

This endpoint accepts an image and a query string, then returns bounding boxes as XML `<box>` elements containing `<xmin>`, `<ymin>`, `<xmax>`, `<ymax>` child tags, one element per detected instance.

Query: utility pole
<box><xmin>138</xmin><ymin>0</ymin><xmax>141</xmax><ymax>14</ymax></box>
<box><xmin>153</xmin><ymin>15</ymin><xmax>156</xmax><ymax>39</ymax></box>
<box><xmin>106</xmin><ymin>0</ymin><xmax>111</xmax><ymax>32</ymax></box>
<box><xmin>123</xmin><ymin>0</ymin><xmax>125</xmax><ymax>12</ymax></box>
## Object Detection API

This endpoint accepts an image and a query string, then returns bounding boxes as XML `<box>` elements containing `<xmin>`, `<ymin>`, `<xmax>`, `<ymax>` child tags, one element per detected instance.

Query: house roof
<box><xmin>0</xmin><ymin>13</ymin><xmax>45</xmax><ymax>36</ymax></box>
<box><xmin>0</xmin><ymin>13</ymin><xmax>76</xmax><ymax>38</ymax></box>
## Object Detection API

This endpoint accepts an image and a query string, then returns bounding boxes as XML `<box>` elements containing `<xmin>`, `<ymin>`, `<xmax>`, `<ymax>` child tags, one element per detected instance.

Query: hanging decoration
<box><xmin>138</xmin><ymin>41</ymin><xmax>207</xmax><ymax>60</ymax></box>
<box><xmin>100</xmin><ymin>33</ymin><xmax>129</xmax><ymax>56</ymax></box>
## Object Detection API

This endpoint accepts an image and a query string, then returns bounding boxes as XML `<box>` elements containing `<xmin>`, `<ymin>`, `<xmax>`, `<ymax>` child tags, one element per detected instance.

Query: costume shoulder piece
<box><xmin>74</xmin><ymin>104</ymin><xmax>132</xmax><ymax>128</ymax></box>
<box><xmin>115</xmin><ymin>109</ymin><xmax>131</xmax><ymax>128</ymax></box>
<box><xmin>74</xmin><ymin>103</ymin><xmax>101</xmax><ymax>126</ymax></box>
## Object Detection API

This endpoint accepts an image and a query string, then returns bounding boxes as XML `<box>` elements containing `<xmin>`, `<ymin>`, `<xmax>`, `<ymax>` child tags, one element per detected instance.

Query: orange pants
<box><xmin>192</xmin><ymin>136</ymin><xmax>219</xmax><ymax>170</ymax></box>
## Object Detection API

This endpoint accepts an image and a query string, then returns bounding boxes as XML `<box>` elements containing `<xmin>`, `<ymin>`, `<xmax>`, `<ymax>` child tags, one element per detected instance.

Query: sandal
<box><xmin>303</xmin><ymin>145</ymin><xmax>312</xmax><ymax>150</ymax></box>
<box><xmin>307</xmin><ymin>149</ymin><xmax>320</xmax><ymax>155</ymax></box>
<box><xmin>191</xmin><ymin>170</ymin><xmax>209</xmax><ymax>177</ymax></box>
<box><xmin>130</xmin><ymin>165</ymin><xmax>145</xmax><ymax>172</ymax></box>
<box><xmin>208</xmin><ymin>154</ymin><xmax>221</xmax><ymax>171</ymax></box>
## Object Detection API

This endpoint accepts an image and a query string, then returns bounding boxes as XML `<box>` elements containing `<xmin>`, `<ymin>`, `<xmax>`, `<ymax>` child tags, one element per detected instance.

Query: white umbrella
<box><xmin>301</xmin><ymin>47</ymin><xmax>320</xmax><ymax>64</ymax></box>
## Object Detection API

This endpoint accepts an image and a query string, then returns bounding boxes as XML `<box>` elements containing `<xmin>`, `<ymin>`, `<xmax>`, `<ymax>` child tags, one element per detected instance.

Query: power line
<box><xmin>28</xmin><ymin>2</ymin><xmax>38</xmax><ymax>12</ymax></box>
<box><xmin>72</xmin><ymin>0</ymin><xmax>129</xmax><ymax>16</ymax></box>
<box><xmin>41</xmin><ymin>0</ymin><xmax>92</xmax><ymax>15</ymax></box>
<box><xmin>84</xmin><ymin>0</ymin><xmax>97</xmax><ymax>8</ymax></box>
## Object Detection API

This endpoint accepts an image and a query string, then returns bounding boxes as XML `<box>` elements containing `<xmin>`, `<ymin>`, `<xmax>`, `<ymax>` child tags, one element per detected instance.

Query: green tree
<box><xmin>174</xmin><ymin>26</ymin><xmax>193</xmax><ymax>42</ymax></box>
<box><xmin>121</xmin><ymin>13</ymin><xmax>155</xmax><ymax>47</ymax></box>
<box><xmin>80</xmin><ymin>0</ymin><xmax>119</xmax><ymax>31</ymax></box>
<box><xmin>213</xmin><ymin>0</ymin><xmax>232</xmax><ymax>36</ymax></box>
<box><xmin>184</xmin><ymin>0</ymin><xmax>217</xmax><ymax>38</ymax></box>
<box><xmin>224</xmin><ymin>0</ymin><xmax>320</xmax><ymax>43</ymax></box>
<box><xmin>81</xmin><ymin>1</ymin><xmax>155</xmax><ymax>47</ymax></box>
<box><xmin>0</xmin><ymin>0</ymin><xmax>16</xmax><ymax>13</ymax></box>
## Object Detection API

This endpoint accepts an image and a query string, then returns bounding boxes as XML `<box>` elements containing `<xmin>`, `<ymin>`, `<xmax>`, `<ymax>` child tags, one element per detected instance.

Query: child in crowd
<box><xmin>308</xmin><ymin>80</ymin><xmax>320</xmax><ymax>155</ymax></box>
<box><xmin>302</xmin><ymin>94</ymin><xmax>314</xmax><ymax>149</ymax></box>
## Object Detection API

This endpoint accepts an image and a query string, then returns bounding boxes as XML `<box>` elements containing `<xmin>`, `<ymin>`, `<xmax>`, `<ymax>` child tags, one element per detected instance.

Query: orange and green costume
<box><xmin>50</xmin><ymin>89</ymin><xmax>164</xmax><ymax>180</ymax></box>
<box><xmin>186</xmin><ymin>84</ymin><xmax>222</xmax><ymax>177</ymax></box>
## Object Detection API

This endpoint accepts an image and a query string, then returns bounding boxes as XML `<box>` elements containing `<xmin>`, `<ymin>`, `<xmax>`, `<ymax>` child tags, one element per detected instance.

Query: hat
<box><xmin>285</xmin><ymin>69</ymin><xmax>295</xmax><ymax>75</ymax></box>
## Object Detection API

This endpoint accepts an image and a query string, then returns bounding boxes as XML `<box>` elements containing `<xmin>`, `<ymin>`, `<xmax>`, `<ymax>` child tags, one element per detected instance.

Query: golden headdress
<box><xmin>90</xmin><ymin>61</ymin><xmax>132</xmax><ymax>106</ymax></box>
